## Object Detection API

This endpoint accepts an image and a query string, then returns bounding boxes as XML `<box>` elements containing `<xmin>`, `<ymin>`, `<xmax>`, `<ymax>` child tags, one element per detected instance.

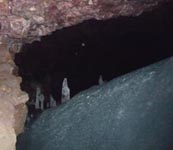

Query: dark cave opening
<box><xmin>15</xmin><ymin>2</ymin><xmax>173</xmax><ymax>125</ymax></box>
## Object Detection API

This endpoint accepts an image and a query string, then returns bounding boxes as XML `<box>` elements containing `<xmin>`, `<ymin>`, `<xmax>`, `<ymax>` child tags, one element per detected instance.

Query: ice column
<box><xmin>35</xmin><ymin>85</ymin><xmax>44</xmax><ymax>110</ymax></box>
<box><xmin>98</xmin><ymin>75</ymin><xmax>104</xmax><ymax>85</ymax></box>
<box><xmin>61</xmin><ymin>78</ymin><xmax>70</xmax><ymax>103</ymax></box>
<box><xmin>50</xmin><ymin>95</ymin><xmax>57</xmax><ymax>108</ymax></box>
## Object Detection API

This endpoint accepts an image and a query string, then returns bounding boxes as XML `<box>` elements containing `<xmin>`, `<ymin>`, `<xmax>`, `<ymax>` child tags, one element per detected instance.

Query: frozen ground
<box><xmin>17</xmin><ymin>57</ymin><xmax>173</xmax><ymax>150</ymax></box>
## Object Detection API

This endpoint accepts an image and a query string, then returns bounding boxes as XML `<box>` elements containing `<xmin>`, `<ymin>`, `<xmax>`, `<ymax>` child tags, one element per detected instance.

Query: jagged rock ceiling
<box><xmin>0</xmin><ymin>0</ymin><xmax>171</xmax><ymax>45</ymax></box>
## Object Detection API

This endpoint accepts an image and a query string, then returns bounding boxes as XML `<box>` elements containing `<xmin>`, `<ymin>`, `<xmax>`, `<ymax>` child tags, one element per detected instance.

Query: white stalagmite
<box><xmin>35</xmin><ymin>84</ymin><xmax>45</xmax><ymax>110</ymax></box>
<box><xmin>40</xmin><ymin>95</ymin><xmax>44</xmax><ymax>111</ymax></box>
<box><xmin>50</xmin><ymin>95</ymin><xmax>57</xmax><ymax>108</ymax></box>
<box><xmin>61</xmin><ymin>78</ymin><xmax>70</xmax><ymax>103</ymax></box>
<box><xmin>35</xmin><ymin>86</ymin><xmax>40</xmax><ymax>109</ymax></box>
<box><xmin>98</xmin><ymin>75</ymin><xmax>104</xmax><ymax>85</ymax></box>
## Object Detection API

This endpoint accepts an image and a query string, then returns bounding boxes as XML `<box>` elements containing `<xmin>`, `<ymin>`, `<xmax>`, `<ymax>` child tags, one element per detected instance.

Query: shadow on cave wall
<box><xmin>14</xmin><ymin>2</ymin><xmax>173</xmax><ymax>122</ymax></box>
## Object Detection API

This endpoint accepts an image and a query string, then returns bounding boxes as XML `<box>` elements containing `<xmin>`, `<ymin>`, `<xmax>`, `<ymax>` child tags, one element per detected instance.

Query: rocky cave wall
<box><xmin>0</xmin><ymin>44</ymin><xmax>28</xmax><ymax>150</ymax></box>
<box><xmin>0</xmin><ymin>0</ymin><xmax>171</xmax><ymax>150</ymax></box>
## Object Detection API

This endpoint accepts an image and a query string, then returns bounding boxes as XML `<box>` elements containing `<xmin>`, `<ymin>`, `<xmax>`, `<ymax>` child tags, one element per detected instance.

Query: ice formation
<box><xmin>50</xmin><ymin>95</ymin><xmax>57</xmax><ymax>108</ymax></box>
<box><xmin>17</xmin><ymin>57</ymin><xmax>173</xmax><ymax>150</ymax></box>
<box><xmin>98</xmin><ymin>75</ymin><xmax>104</xmax><ymax>85</ymax></box>
<box><xmin>35</xmin><ymin>85</ymin><xmax>44</xmax><ymax>110</ymax></box>
<box><xmin>61</xmin><ymin>78</ymin><xmax>70</xmax><ymax>103</ymax></box>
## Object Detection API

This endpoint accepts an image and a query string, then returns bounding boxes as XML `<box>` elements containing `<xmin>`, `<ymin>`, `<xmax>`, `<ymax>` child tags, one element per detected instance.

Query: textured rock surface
<box><xmin>0</xmin><ymin>0</ymin><xmax>171</xmax><ymax>44</ymax></box>
<box><xmin>0</xmin><ymin>45</ymin><xmax>28</xmax><ymax>150</ymax></box>
<box><xmin>17</xmin><ymin>57</ymin><xmax>173</xmax><ymax>150</ymax></box>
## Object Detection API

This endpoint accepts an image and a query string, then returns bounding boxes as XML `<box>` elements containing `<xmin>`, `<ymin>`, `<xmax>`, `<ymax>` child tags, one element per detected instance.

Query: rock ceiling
<box><xmin>0</xmin><ymin>0</ymin><xmax>170</xmax><ymax>45</ymax></box>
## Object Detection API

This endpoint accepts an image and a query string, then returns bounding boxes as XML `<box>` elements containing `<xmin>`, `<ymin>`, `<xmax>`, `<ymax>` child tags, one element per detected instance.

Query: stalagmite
<box><xmin>98</xmin><ymin>75</ymin><xmax>104</xmax><ymax>85</ymax></box>
<box><xmin>61</xmin><ymin>78</ymin><xmax>70</xmax><ymax>103</ymax></box>
<box><xmin>35</xmin><ymin>85</ymin><xmax>44</xmax><ymax>110</ymax></box>
<box><xmin>40</xmin><ymin>97</ymin><xmax>44</xmax><ymax>111</ymax></box>
<box><xmin>35</xmin><ymin>86</ymin><xmax>40</xmax><ymax>110</ymax></box>
<box><xmin>50</xmin><ymin>95</ymin><xmax>57</xmax><ymax>108</ymax></box>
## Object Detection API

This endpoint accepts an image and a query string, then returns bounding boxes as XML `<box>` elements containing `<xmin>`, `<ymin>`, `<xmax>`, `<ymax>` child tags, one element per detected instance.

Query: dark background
<box><xmin>15</xmin><ymin>2</ymin><xmax>173</xmax><ymax>104</ymax></box>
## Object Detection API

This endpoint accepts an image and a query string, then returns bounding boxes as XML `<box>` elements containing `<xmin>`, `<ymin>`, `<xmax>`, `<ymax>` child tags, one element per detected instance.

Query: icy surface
<box><xmin>17</xmin><ymin>57</ymin><xmax>173</xmax><ymax>150</ymax></box>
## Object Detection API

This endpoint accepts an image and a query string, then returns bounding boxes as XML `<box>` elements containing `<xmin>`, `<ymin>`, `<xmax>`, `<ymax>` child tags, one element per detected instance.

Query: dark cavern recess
<box><xmin>15</xmin><ymin>2</ymin><xmax>173</xmax><ymax>124</ymax></box>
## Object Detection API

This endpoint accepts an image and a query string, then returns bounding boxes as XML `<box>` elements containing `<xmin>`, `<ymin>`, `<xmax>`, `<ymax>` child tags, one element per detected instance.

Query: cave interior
<box><xmin>14</xmin><ymin>2</ymin><xmax>173</xmax><ymax>124</ymax></box>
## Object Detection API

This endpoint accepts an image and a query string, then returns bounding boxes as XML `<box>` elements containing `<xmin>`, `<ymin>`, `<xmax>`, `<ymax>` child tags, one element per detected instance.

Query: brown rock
<box><xmin>0</xmin><ymin>0</ymin><xmax>171</xmax><ymax>43</ymax></box>
<box><xmin>0</xmin><ymin>44</ymin><xmax>28</xmax><ymax>150</ymax></box>
<box><xmin>0</xmin><ymin>122</ymin><xmax>16</xmax><ymax>150</ymax></box>
<box><xmin>14</xmin><ymin>103</ymin><xmax>28</xmax><ymax>135</ymax></box>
